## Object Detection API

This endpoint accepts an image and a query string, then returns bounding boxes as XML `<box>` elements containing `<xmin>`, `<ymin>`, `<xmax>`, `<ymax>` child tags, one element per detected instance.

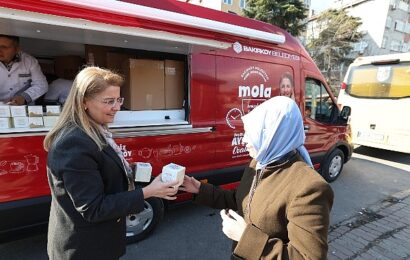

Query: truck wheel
<box><xmin>321</xmin><ymin>148</ymin><xmax>344</xmax><ymax>182</ymax></box>
<box><xmin>125</xmin><ymin>197</ymin><xmax>164</xmax><ymax>244</ymax></box>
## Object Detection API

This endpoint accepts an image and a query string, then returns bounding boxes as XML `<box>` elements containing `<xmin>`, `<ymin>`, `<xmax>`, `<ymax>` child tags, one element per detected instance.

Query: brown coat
<box><xmin>194</xmin><ymin>155</ymin><xmax>333</xmax><ymax>260</ymax></box>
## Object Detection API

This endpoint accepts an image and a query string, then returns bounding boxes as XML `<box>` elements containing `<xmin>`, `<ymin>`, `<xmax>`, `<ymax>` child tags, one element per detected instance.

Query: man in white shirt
<box><xmin>0</xmin><ymin>35</ymin><xmax>48</xmax><ymax>105</ymax></box>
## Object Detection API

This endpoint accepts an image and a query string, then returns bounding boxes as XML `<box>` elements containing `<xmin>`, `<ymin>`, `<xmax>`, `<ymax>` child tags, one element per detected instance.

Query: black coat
<box><xmin>47</xmin><ymin>127</ymin><xmax>144</xmax><ymax>260</ymax></box>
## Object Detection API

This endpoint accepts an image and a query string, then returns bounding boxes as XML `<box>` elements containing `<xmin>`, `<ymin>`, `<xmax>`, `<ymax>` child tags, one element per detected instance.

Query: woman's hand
<box><xmin>220</xmin><ymin>209</ymin><xmax>247</xmax><ymax>242</ymax></box>
<box><xmin>179</xmin><ymin>175</ymin><xmax>201</xmax><ymax>194</ymax></box>
<box><xmin>142</xmin><ymin>175</ymin><xmax>179</xmax><ymax>200</ymax></box>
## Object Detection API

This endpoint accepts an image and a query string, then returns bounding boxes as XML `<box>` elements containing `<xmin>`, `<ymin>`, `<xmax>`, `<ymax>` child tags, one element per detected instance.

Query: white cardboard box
<box><xmin>43</xmin><ymin>116</ymin><xmax>59</xmax><ymax>127</ymax></box>
<box><xmin>0</xmin><ymin>106</ymin><xmax>11</xmax><ymax>117</ymax></box>
<box><xmin>134</xmin><ymin>162</ymin><xmax>152</xmax><ymax>182</ymax></box>
<box><xmin>28</xmin><ymin>106</ymin><xmax>43</xmax><ymax>117</ymax></box>
<box><xmin>46</xmin><ymin>105</ymin><xmax>61</xmax><ymax>116</ymax></box>
<box><xmin>29</xmin><ymin>117</ymin><xmax>44</xmax><ymax>128</ymax></box>
<box><xmin>0</xmin><ymin>118</ymin><xmax>12</xmax><ymax>129</ymax></box>
<box><xmin>12</xmin><ymin>117</ymin><xmax>29</xmax><ymax>128</ymax></box>
<box><xmin>161</xmin><ymin>163</ymin><xmax>185</xmax><ymax>188</ymax></box>
<box><xmin>10</xmin><ymin>106</ymin><xmax>27</xmax><ymax>117</ymax></box>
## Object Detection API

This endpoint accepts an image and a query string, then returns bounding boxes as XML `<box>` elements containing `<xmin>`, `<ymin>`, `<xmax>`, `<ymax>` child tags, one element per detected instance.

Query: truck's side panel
<box><xmin>189</xmin><ymin>54</ymin><xmax>217</xmax><ymax>128</ymax></box>
<box><xmin>0</xmin><ymin>136</ymin><xmax>48</xmax><ymax>202</ymax></box>
<box><xmin>214</xmin><ymin>56</ymin><xmax>294</xmax><ymax>169</ymax></box>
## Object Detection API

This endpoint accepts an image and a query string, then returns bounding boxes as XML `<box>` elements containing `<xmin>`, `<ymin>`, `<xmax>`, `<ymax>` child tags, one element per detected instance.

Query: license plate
<box><xmin>357</xmin><ymin>131</ymin><xmax>385</xmax><ymax>142</ymax></box>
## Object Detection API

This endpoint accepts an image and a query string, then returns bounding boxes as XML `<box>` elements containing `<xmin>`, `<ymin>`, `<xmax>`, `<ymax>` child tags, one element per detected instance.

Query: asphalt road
<box><xmin>1</xmin><ymin>146</ymin><xmax>409</xmax><ymax>260</ymax></box>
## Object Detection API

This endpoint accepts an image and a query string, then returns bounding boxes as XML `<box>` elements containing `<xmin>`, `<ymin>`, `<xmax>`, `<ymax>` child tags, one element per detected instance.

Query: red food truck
<box><xmin>0</xmin><ymin>0</ymin><xmax>352</xmax><ymax>243</ymax></box>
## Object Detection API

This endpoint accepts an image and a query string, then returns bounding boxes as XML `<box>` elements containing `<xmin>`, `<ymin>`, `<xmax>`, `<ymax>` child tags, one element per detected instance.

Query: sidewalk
<box><xmin>328</xmin><ymin>189</ymin><xmax>410</xmax><ymax>260</ymax></box>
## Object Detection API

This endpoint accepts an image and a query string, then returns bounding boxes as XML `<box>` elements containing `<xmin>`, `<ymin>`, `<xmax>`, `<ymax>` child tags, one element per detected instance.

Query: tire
<box><xmin>125</xmin><ymin>197</ymin><xmax>164</xmax><ymax>244</ymax></box>
<box><xmin>321</xmin><ymin>148</ymin><xmax>344</xmax><ymax>183</ymax></box>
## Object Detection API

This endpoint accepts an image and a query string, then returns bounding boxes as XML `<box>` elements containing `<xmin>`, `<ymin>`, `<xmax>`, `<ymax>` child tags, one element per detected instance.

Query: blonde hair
<box><xmin>44</xmin><ymin>67</ymin><xmax>124</xmax><ymax>151</ymax></box>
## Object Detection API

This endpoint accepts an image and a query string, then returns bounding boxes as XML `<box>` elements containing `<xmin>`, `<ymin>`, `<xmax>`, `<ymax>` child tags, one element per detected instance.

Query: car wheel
<box><xmin>125</xmin><ymin>197</ymin><xmax>164</xmax><ymax>244</ymax></box>
<box><xmin>321</xmin><ymin>148</ymin><xmax>344</xmax><ymax>182</ymax></box>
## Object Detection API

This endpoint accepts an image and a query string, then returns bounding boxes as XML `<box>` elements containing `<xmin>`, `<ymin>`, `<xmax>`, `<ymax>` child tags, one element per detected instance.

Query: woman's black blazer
<box><xmin>46</xmin><ymin>127</ymin><xmax>144</xmax><ymax>260</ymax></box>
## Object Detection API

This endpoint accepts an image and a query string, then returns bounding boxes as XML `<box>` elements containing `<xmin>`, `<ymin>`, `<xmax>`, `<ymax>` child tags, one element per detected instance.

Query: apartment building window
<box><xmin>353</xmin><ymin>41</ymin><xmax>368</xmax><ymax>53</ymax></box>
<box><xmin>402</xmin><ymin>43</ymin><xmax>410</xmax><ymax>52</ymax></box>
<box><xmin>405</xmin><ymin>23</ymin><xmax>410</xmax><ymax>34</ymax></box>
<box><xmin>394</xmin><ymin>20</ymin><xmax>405</xmax><ymax>32</ymax></box>
<box><xmin>390</xmin><ymin>40</ymin><xmax>401</xmax><ymax>51</ymax></box>
<box><xmin>386</xmin><ymin>16</ymin><xmax>392</xmax><ymax>28</ymax></box>
<box><xmin>381</xmin><ymin>37</ymin><xmax>388</xmax><ymax>49</ymax></box>
<box><xmin>390</xmin><ymin>0</ymin><xmax>398</xmax><ymax>8</ymax></box>
<box><xmin>223</xmin><ymin>0</ymin><xmax>233</xmax><ymax>5</ymax></box>
<box><xmin>398</xmin><ymin>0</ymin><xmax>409</xmax><ymax>11</ymax></box>
<box><xmin>240</xmin><ymin>0</ymin><xmax>246</xmax><ymax>9</ymax></box>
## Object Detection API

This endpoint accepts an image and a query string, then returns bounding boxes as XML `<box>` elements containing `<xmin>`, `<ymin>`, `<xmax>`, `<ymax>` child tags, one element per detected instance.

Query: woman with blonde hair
<box><xmin>44</xmin><ymin>67</ymin><xmax>178</xmax><ymax>260</ymax></box>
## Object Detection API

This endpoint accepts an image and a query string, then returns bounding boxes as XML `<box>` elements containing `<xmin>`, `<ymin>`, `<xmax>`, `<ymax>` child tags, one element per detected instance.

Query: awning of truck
<box><xmin>0</xmin><ymin>0</ymin><xmax>286</xmax><ymax>53</ymax></box>
<box><xmin>0</xmin><ymin>4</ymin><xmax>222</xmax><ymax>53</ymax></box>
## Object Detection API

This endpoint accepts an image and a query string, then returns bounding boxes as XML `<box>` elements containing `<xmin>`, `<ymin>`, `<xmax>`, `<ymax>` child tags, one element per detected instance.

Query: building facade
<box><xmin>305</xmin><ymin>0</ymin><xmax>409</xmax><ymax>91</ymax></box>
<box><xmin>307</xmin><ymin>0</ymin><xmax>410</xmax><ymax>56</ymax></box>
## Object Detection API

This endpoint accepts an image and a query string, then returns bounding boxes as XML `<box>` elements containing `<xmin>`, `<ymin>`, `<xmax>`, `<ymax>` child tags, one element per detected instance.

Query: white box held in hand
<box><xmin>134</xmin><ymin>162</ymin><xmax>152</xmax><ymax>182</ymax></box>
<box><xmin>161</xmin><ymin>163</ymin><xmax>185</xmax><ymax>187</ymax></box>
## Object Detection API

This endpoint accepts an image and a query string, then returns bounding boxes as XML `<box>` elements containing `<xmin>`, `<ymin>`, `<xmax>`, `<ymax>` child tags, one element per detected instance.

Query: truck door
<box><xmin>303</xmin><ymin>78</ymin><xmax>340</xmax><ymax>168</ymax></box>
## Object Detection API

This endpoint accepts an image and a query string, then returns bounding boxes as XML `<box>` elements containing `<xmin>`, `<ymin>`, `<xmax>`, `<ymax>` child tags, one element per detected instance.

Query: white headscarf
<box><xmin>241</xmin><ymin>96</ymin><xmax>313</xmax><ymax>170</ymax></box>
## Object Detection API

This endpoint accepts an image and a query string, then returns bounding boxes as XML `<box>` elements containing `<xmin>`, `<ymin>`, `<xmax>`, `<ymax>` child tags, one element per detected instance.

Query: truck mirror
<box><xmin>339</xmin><ymin>106</ymin><xmax>351</xmax><ymax>122</ymax></box>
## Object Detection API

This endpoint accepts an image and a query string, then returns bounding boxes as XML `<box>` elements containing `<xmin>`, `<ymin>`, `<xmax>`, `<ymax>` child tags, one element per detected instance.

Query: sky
<box><xmin>310</xmin><ymin>0</ymin><xmax>333</xmax><ymax>13</ymax></box>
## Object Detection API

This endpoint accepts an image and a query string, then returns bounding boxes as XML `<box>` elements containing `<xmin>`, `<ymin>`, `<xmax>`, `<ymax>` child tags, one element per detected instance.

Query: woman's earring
<box><xmin>85</xmin><ymin>107</ymin><xmax>88</xmax><ymax>111</ymax></box>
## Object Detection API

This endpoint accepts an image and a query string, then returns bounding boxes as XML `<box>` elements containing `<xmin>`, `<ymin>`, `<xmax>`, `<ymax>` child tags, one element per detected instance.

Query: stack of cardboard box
<box><xmin>85</xmin><ymin>45</ymin><xmax>185</xmax><ymax>111</ymax></box>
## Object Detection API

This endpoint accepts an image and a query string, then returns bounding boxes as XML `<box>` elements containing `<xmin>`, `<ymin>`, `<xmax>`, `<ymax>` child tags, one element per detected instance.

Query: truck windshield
<box><xmin>346</xmin><ymin>62</ymin><xmax>410</xmax><ymax>98</ymax></box>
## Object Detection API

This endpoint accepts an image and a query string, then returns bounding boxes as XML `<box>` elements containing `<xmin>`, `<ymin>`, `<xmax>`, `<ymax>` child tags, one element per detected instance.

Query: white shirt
<box><xmin>0</xmin><ymin>52</ymin><xmax>48</xmax><ymax>103</ymax></box>
<box><xmin>44</xmin><ymin>78</ymin><xmax>73</xmax><ymax>104</ymax></box>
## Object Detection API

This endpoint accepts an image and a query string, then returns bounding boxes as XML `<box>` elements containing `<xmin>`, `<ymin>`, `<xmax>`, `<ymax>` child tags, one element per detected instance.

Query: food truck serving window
<box><xmin>0</xmin><ymin>39</ymin><xmax>189</xmax><ymax>134</ymax></box>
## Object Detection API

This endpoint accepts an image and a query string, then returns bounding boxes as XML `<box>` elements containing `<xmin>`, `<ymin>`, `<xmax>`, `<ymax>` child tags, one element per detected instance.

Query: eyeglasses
<box><xmin>94</xmin><ymin>97</ymin><xmax>124</xmax><ymax>107</ymax></box>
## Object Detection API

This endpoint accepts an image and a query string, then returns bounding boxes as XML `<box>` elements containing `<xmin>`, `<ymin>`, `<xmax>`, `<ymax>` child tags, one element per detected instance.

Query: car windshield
<box><xmin>346</xmin><ymin>62</ymin><xmax>410</xmax><ymax>98</ymax></box>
